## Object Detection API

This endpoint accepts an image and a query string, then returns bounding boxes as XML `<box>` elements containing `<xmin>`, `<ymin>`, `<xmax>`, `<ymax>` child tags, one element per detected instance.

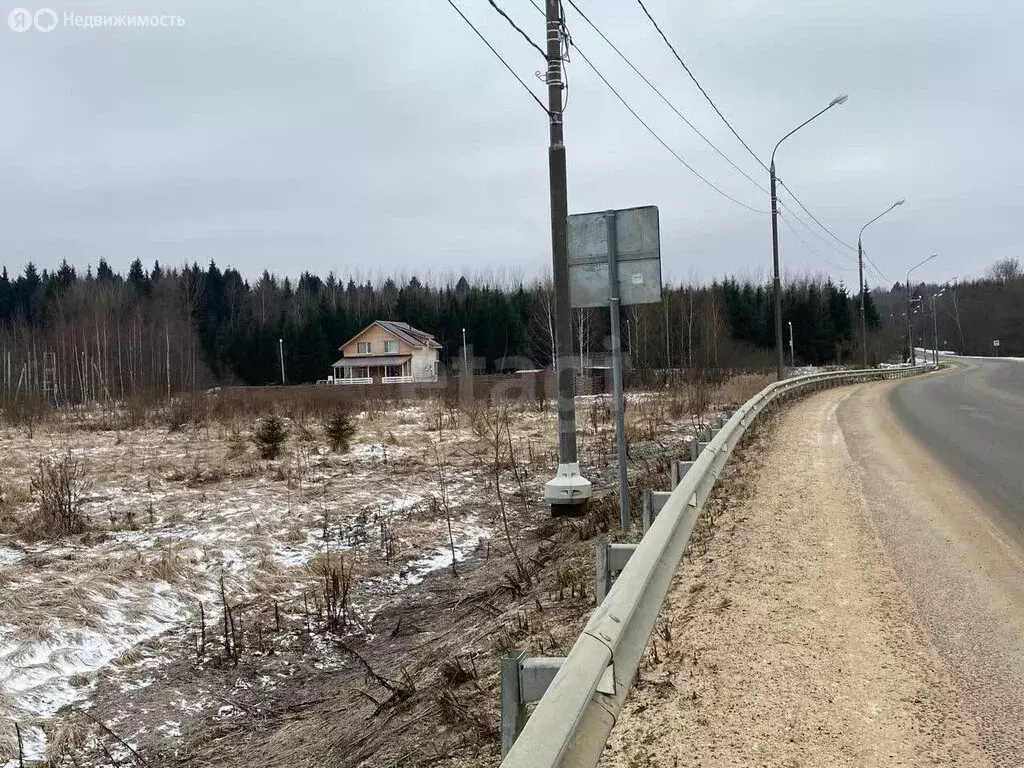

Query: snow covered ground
<box><xmin>0</xmin><ymin>383</ymin><xmax>761</xmax><ymax>765</ymax></box>
<box><xmin>0</xmin><ymin>402</ymin><xmax>536</xmax><ymax>764</ymax></box>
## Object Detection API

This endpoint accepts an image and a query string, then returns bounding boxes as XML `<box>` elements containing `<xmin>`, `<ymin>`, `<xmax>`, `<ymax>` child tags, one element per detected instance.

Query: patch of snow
<box><xmin>0</xmin><ymin>546</ymin><xmax>24</xmax><ymax>566</ymax></box>
<box><xmin>0</xmin><ymin>585</ymin><xmax>187</xmax><ymax>763</ymax></box>
<box><xmin>396</xmin><ymin>521</ymin><xmax>489</xmax><ymax>586</ymax></box>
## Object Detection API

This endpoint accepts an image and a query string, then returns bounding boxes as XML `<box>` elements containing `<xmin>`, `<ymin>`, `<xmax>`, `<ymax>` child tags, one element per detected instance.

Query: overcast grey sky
<box><xmin>2</xmin><ymin>0</ymin><xmax>1019</xmax><ymax>287</ymax></box>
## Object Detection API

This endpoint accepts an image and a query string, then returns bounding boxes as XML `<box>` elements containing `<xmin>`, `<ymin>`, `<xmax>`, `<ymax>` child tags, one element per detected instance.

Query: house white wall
<box><xmin>410</xmin><ymin>347</ymin><xmax>439</xmax><ymax>378</ymax></box>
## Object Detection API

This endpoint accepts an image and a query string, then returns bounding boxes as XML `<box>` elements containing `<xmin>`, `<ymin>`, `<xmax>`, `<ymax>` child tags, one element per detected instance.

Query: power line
<box><xmin>779</xmin><ymin>213</ymin><xmax>849</xmax><ymax>272</ymax></box>
<box><xmin>486</xmin><ymin>0</ymin><xmax>547</xmax><ymax>59</ymax></box>
<box><xmin>862</xmin><ymin>251</ymin><xmax>892</xmax><ymax>286</ymax></box>
<box><xmin>522</xmin><ymin>0</ymin><xmax>765</xmax><ymax>213</ymax></box>
<box><xmin>444</xmin><ymin>0</ymin><xmax>549</xmax><ymax>114</ymax></box>
<box><xmin>634</xmin><ymin>0</ymin><xmax>763</xmax><ymax>170</ymax></box>
<box><xmin>562</xmin><ymin>0</ymin><xmax>856</xmax><ymax>262</ymax></box>
<box><xmin>562</xmin><ymin>0</ymin><xmax>768</xmax><ymax>196</ymax></box>
<box><xmin>575</xmin><ymin>48</ymin><xmax>767</xmax><ymax>214</ymax></box>
<box><xmin>633</xmin><ymin>0</ymin><xmax>859</xmax><ymax>253</ymax></box>
<box><xmin>777</xmin><ymin>184</ymin><xmax>858</xmax><ymax>251</ymax></box>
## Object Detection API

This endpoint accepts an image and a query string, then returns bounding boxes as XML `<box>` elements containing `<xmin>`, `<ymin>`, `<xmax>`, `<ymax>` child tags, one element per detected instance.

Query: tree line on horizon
<box><xmin>0</xmin><ymin>256</ymin><xmax>1018</xmax><ymax>404</ymax></box>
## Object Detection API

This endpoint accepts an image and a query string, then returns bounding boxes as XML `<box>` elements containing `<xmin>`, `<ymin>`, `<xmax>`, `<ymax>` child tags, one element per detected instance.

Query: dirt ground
<box><xmin>0</xmin><ymin>374</ymin><xmax>769</xmax><ymax>767</ymax></box>
<box><xmin>602</xmin><ymin>384</ymin><xmax>1002</xmax><ymax>768</ymax></box>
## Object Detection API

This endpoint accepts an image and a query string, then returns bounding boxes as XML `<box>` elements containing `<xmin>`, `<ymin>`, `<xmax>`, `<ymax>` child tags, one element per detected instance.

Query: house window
<box><xmin>357</xmin><ymin>341</ymin><xmax>371</xmax><ymax>354</ymax></box>
<box><xmin>383</xmin><ymin>340</ymin><xmax>398</xmax><ymax>354</ymax></box>
<box><xmin>385</xmin><ymin>364</ymin><xmax>404</xmax><ymax>377</ymax></box>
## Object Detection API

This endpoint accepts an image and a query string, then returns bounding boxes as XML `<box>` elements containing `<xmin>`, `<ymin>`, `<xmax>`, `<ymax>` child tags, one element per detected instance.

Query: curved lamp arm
<box><xmin>771</xmin><ymin>94</ymin><xmax>848</xmax><ymax>168</ymax></box>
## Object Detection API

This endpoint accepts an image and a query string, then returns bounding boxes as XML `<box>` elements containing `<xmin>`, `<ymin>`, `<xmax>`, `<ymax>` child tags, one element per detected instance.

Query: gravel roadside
<box><xmin>601</xmin><ymin>384</ymin><xmax>994</xmax><ymax>768</ymax></box>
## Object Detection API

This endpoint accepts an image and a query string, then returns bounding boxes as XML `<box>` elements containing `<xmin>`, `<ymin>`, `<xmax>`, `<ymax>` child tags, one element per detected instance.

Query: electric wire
<box><xmin>634</xmin><ymin>0</ymin><xmax>762</xmax><ymax>168</ymax></box>
<box><xmin>576</xmin><ymin>48</ymin><xmax>768</xmax><ymax>214</ymax></box>
<box><xmin>523</xmin><ymin>0</ymin><xmax>766</xmax><ymax>213</ymax></box>
<box><xmin>444</xmin><ymin>0</ymin><xmax>549</xmax><ymax>114</ymax></box>
<box><xmin>863</xmin><ymin>252</ymin><xmax>891</xmax><ymax>286</ymax></box>
<box><xmin>562</xmin><ymin>0</ymin><xmax>856</xmax><ymax>261</ymax></box>
<box><xmin>563</xmin><ymin>0</ymin><xmax>768</xmax><ymax>197</ymax></box>
<box><xmin>486</xmin><ymin>0</ymin><xmax>547</xmax><ymax>58</ymax></box>
<box><xmin>779</xmin><ymin>213</ymin><xmax>849</xmax><ymax>272</ymax></box>
<box><xmin>633</xmin><ymin>0</ymin><xmax>859</xmax><ymax>253</ymax></box>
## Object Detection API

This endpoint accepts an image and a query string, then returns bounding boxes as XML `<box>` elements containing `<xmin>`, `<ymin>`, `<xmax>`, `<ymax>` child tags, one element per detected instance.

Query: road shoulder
<box><xmin>601</xmin><ymin>385</ymin><xmax>991</xmax><ymax>768</ymax></box>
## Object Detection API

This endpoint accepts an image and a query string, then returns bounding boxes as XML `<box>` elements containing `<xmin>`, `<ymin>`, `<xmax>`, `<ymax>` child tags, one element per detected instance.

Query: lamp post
<box><xmin>930</xmin><ymin>278</ymin><xmax>957</xmax><ymax>364</ymax></box>
<box><xmin>770</xmin><ymin>94</ymin><xmax>848</xmax><ymax>381</ymax></box>
<box><xmin>930</xmin><ymin>290</ymin><xmax>944</xmax><ymax>365</ymax></box>
<box><xmin>906</xmin><ymin>253</ymin><xmax>937</xmax><ymax>364</ymax></box>
<box><xmin>857</xmin><ymin>199</ymin><xmax>905</xmax><ymax>367</ymax></box>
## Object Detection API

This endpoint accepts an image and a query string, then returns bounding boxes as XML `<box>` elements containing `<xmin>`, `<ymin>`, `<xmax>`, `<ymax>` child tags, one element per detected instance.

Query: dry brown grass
<box><xmin>714</xmin><ymin>373</ymin><xmax>772</xmax><ymax>405</ymax></box>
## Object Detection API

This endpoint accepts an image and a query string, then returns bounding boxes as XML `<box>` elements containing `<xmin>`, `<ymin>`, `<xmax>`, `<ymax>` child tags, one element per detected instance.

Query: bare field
<box><xmin>0</xmin><ymin>375</ymin><xmax>769</xmax><ymax>767</ymax></box>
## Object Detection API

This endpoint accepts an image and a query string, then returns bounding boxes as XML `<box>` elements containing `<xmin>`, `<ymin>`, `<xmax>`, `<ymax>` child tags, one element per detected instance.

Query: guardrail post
<box><xmin>501</xmin><ymin>651</ymin><xmax>527</xmax><ymax>756</ymax></box>
<box><xmin>671</xmin><ymin>460</ymin><xmax>695</xmax><ymax>488</ymax></box>
<box><xmin>595</xmin><ymin>539</ymin><xmax>609</xmax><ymax>606</ymax></box>
<box><xmin>501</xmin><ymin>652</ymin><xmax>566</xmax><ymax>756</ymax></box>
<box><xmin>596</xmin><ymin>540</ymin><xmax>638</xmax><ymax>604</ymax></box>
<box><xmin>643</xmin><ymin>489</ymin><xmax>672</xmax><ymax>532</ymax></box>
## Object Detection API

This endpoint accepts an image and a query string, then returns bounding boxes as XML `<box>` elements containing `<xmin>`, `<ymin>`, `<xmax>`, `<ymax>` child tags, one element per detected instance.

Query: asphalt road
<box><xmin>888</xmin><ymin>356</ymin><xmax>1024</xmax><ymax>542</ymax></box>
<box><xmin>838</xmin><ymin>359</ymin><xmax>1024</xmax><ymax>766</ymax></box>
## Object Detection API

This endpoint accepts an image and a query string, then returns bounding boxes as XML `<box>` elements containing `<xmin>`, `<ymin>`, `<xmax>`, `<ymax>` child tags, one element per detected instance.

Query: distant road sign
<box><xmin>993</xmin><ymin>339</ymin><xmax>1001</xmax><ymax>347</ymax></box>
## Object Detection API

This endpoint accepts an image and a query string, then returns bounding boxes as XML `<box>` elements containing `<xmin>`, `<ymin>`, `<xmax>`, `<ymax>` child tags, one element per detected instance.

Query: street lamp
<box><xmin>770</xmin><ymin>93</ymin><xmax>849</xmax><ymax>380</ymax></box>
<box><xmin>857</xmin><ymin>199</ymin><xmax>905</xmax><ymax>367</ymax></box>
<box><xmin>930</xmin><ymin>290</ymin><xmax>944</xmax><ymax>365</ymax></box>
<box><xmin>906</xmin><ymin>253</ymin><xmax>937</xmax><ymax>364</ymax></box>
<box><xmin>930</xmin><ymin>277</ymin><xmax>957</xmax><ymax>364</ymax></box>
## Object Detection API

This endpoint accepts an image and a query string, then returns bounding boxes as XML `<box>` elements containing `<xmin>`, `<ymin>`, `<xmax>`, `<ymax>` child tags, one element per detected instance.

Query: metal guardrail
<box><xmin>500</xmin><ymin>364</ymin><xmax>934</xmax><ymax>767</ymax></box>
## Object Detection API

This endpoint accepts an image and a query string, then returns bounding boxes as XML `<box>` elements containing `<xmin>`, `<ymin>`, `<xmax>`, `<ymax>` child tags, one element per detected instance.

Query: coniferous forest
<box><xmin>0</xmin><ymin>256</ymin><xmax>1019</xmax><ymax>404</ymax></box>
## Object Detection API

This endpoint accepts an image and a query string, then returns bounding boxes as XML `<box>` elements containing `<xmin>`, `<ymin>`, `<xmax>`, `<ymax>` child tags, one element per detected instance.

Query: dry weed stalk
<box><xmin>427</xmin><ymin>416</ymin><xmax>458</xmax><ymax>577</ymax></box>
<box><xmin>482</xmin><ymin>406</ymin><xmax>530</xmax><ymax>587</ymax></box>
<box><xmin>25</xmin><ymin>452</ymin><xmax>89</xmax><ymax>538</ymax></box>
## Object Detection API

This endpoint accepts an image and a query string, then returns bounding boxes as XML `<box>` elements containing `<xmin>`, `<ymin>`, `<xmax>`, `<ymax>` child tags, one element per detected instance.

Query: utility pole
<box><xmin>858</xmin><ymin>239</ymin><xmax>866</xmax><ymax>368</ymax></box>
<box><xmin>906</xmin><ymin>253</ymin><xmax>936</xmax><ymax>365</ymax></box>
<box><xmin>769</xmin><ymin>161</ymin><xmax>785</xmax><ymax>380</ymax></box>
<box><xmin>278</xmin><ymin>338</ymin><xmax>286</xmax><ymax>385</ymax></box>
<box><xmin>542</xmin><ymin>0</ymin><xmax>591</xmax><ymax>512</ymax></box>
<box><xmin>909</xmin><ymin>284</ymin><xmax>917</xmax><ymax>364</ymax></box>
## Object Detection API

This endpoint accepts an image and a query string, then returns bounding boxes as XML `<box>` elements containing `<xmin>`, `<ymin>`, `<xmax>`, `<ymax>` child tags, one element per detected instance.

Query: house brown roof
<box><xmin>338</xmin><ymin>321</ymin><xmax>442</xmax><ymax>352</ymax></box>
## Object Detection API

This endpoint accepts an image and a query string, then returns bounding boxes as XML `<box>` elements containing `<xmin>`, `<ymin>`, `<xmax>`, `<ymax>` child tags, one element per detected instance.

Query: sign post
<box><xmin>993</xmin><ymin>339</ymin><xmax>1000</xmax><ymax>356</ymax></box>
<box><xmin>568</xmin><ymin>206</ymin><xmax>662</xmax><ymax>531</ymax></box>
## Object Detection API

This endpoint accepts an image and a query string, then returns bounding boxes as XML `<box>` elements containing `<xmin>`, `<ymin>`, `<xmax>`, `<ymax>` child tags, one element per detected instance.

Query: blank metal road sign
<box><xmin>567</xmin><ymin>206</ymin><xmax>662</xmax><ymax>308</ymax></box>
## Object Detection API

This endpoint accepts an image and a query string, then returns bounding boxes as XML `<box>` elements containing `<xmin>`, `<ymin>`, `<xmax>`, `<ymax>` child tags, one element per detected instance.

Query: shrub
<box><xmin>226</xmin><ymin>428</ymin><xmax>248</xmax><ymax>460</ymax></box>
<box><xmin>324</xmin><ymin>410</ymin><xmax>356</xmax><ymax>453</ymax></box>
<box><xmin>254</xmin><ymin>415</ymin><xmax>288</xmax><ymax>460</ymax></box>
<box><xmin>26</xmin><ymin>454</ymin><xmax>90</xmax><ymax>538</ymax></box>
<box><xmin>167</xmin><ymin>395</ymin><xmax>207</xmax><ymax>433</ymax></box>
